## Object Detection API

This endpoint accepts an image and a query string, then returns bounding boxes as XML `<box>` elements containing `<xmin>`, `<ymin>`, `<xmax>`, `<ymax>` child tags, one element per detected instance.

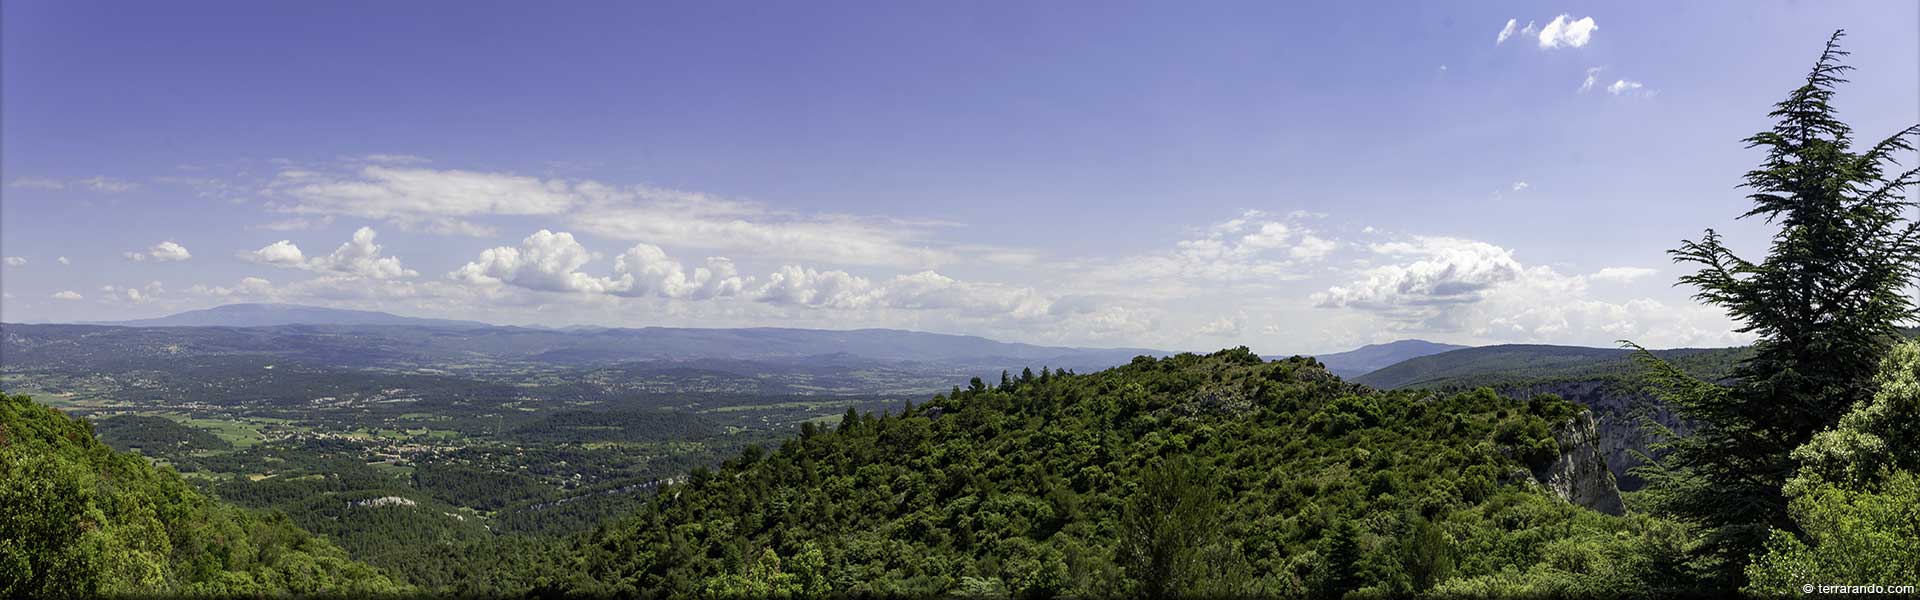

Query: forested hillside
<box><xmin>1352</xmin><ymin>345</ymin><xmax>1752</xmax><ymax>391</ymax></box>
<box><xmin>556</xmin><ymin>349</ymin><xmax>1688</xmax><ymax>597</ymax></box>
<box><xmin>0</xmin><ymin>393</ymin><xmax>404</xmax><ymax>597</ymax></box>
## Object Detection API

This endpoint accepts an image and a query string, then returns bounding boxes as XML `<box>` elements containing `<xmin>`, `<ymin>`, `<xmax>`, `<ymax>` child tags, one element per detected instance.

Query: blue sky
<box><xmin>2</xmin><ymin>1</ymin><xmax>1915</xmax><ymax>354</ymax></box>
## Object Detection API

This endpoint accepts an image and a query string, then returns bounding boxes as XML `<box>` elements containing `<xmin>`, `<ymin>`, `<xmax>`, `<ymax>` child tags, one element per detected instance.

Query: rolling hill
<box><xmin>1310</xmin><ymin>339</ymin><xmax>1469</xmax><ymax>378</ymax></box>
<box><xmin>1351</xmin><ymin>344</ymin><xmax>1749</xmax><ymax>391</ymax></box>
<box><xmin>556</xmin><ymin>348</ymin><xmax>1661</xmax><ymax>597</ymax></box>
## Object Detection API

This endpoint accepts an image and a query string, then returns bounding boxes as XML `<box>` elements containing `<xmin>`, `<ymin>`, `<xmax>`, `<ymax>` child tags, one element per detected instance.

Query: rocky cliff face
<box><xmin>1536</xmin><ymin>411</ymin><xmax>1627</xmax><ymax>516</ymax></box>
<box><xmin>1499</xmin><ymin>380</ymin><xmax>1690</xmax><ymax>490</ymax></box>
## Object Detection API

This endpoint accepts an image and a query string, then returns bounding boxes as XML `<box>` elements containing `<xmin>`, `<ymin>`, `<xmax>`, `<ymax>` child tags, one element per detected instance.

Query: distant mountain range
<box><xmin>1310</xmin><ymin>339</ymin><xmax>1470</xmax><ymax>378</ymax></box>
<box><xmin>63</xmin><ymin>304</ymin><xmax>1914</xmax><ymax>383</ymax></box>
<box><xmin>27</xmin><ymin>304</ymin><xmax>1167</xmax><ymax>373</ymax></box>
<box><xmin>92</xmin><ymin>303</ymin><xmax>493</xmax><ymax>329</ymax></box>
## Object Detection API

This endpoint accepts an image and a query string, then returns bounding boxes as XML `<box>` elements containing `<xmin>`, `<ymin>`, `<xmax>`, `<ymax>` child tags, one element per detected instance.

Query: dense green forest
<box><xmin>556</xmin><ymin>350</ymin><xmax>1692</xmax><ymax>597</ymax></box>
<box><xmin>0</xmin><ymin>393</ymin><xmax>404</xmax><ymax>597</ymax></box>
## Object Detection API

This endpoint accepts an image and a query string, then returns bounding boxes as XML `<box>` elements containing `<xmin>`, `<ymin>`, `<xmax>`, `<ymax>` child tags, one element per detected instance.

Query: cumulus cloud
<box><xmin>1497</xmin><ymin>19</ymin><xmax>1519</xmax><ymax>45</ymax></box>
<box><xmin>2</xmin><ymin>257</ymin><xmax>23</xmax><ymax>267</ymax></box>
<box><xmin>57</xmin><ymin>256</ymin><xmax>69</xmax><ymax>265</ymax></box>
<box><xmin>246</xmin><ymin>240</ymin><xmax>307</xmax><ymax>266</ymax></box>
<box><xmin>1097</xmin><ymin>211</ymin><xmax>1341</xmax><ymax>287</ymax></box>
<box><xmin>1317</xmin><ymin>236</ymin><xmax>1744</xmax><ymax>347</ymax></box>
<box><xmin>610</xmin><ymin>244</ymin><xmax>746</xmax><ymax>300</ymax></box>
<box><xmin>51</xmin><ymin>290</ymin><xmax>83</xmax><ymax>301</ymax></box>
<box><xmin>750</xmin><ymin>266</ymin><xmax>879</xmax><ymax>309</ymax></box>
<box><xmin>1315</xmin><ymin>236</ymin><xmax>1524</xmax><ymax>313</ymax></box>
<box><xmin>1607</xmin><ymin>79</ymin><xmax>1645</xmax><ymax>95</ymax></box>
<box><xmin>450</xmin><ymin>230</ymin><xmax>620</xmax><ymax>294</ymax></box>
<box><xmin>444</xmin><ymin>229</ymin><xmax>1056</xmax><ymax>320</ymax></box>
<box><xmin>1511</xmin><ymin>181</ymin><xmax>1531</xmax><ymax>192</ymax></box>
<box><xmin>1591</xmin><ymin>266</ymin><xmax>1658</xmax><ymax>283</ymax></box>
<box><xmin>317</xmin><ymin>228</ymin><xmax>416</xmax><ymax>279</ymax></box>
<box><xmin>244</xmin><ymin>228</ymin><xmax>416</xmax><ymax>279</ymax></box>
<box><xmin>101</xmin><ymin>281</ymin><xmax>165</xmax><ymax>303</ymax></box>
<box><xmin>124</xmin><ymin>241</ymin><xmax>192</xmax><ymax>262</ymax></box>
<box><xmin>1537</xmin><ymin>15</ymin><xmax>1597</xmax><ymax>49</ymax></box>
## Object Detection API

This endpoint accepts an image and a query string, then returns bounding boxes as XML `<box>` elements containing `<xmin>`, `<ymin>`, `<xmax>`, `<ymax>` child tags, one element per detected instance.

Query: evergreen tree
<box><xmin>1634</xmin><ymin>30</ymin><xmax>1920</xmax><ymax>584</ymax></box>
<box><xmin>1115</xmin><ymin>457</ymin><xmax>1221</xmax><ymax>598</ymax></box>
<box><xmin>1316</xmin><ymin>521</ymin><xmax>1365</xmax><ymax>598</ymax></box>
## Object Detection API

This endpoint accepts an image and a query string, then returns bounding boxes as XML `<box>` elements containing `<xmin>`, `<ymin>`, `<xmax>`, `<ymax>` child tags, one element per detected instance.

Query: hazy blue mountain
<box><xmin>1311</xmin><ymin>339</ymin><xmax>1470</xmax><ymax>378</ymax></box>
<box><xmin>17</xmin><ymin>304</ymin><xmax>1169</xmax><ymax>373</ymax></box>
<box><xmin>91</xmin><ymin>303</ymin><xmax>492</xmax><ymax>329</ymax></box>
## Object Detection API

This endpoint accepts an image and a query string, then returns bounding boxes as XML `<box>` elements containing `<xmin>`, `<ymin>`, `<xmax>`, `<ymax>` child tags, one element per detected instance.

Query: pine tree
<box><xmin>1634</xmin><ymin>30</ymin><xmax>1920</xmax><ymax>584</ymax></box>
<box><xmin>1116</xmin><ymin>457</ymin><xmax>1221</xmax><ymax>598</ymax></box>
<box><xmin>1316</xmin><ymin>521</ymin><xmax>1365</xmax><ymax>598</ymax></box>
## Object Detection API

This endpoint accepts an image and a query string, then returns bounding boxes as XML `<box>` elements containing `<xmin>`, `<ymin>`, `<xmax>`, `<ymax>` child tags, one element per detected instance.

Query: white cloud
<box><xmin>1315</xmin><ymin>236</ymin><xmax>1524</xmax><ymax>314</ymax></box>
<box><xmin>1511</xmin><ymin>181</ymin><xmax>1531</xmax><ymax>192</ymax></box>
<box><xmin>2</xmin><ymin>256</ymin><xmax>24</xmax><ymax>267</ymax></box>
<box><xmin>1591</xmin><ymin>266</ymin><xmax>1658</xmax><ymax>283</ymax></box>
<box><xmin>244</xmin><ymin>228</ymin><xmax>416</xmax><ymax>279</ymax></box>
<box><xmin>443</xmin><ymin>229</ymin><xmax>1056</xmax><ymax>320</ymax></box>
<box><xmin>1497</xmin><ymin>19</ymin><xmax>1519</xmax><ymax>45</ymax></box>
<box><xmin>268</xmin><ymin>164</ymin><xmax>959</xmax><ymax>268</ymax></box>
<box><xmin>124</xmin><ymin>241</ymin><xmax>192</xmax><ymax>262</ymax></box>
<box><xmin>253</xmin><ymin>216</ymin><xmax>334</xmax><ymax>231</ymax></box>
<box><xmin>56</xmin><ymin>256</ymin><xmax>69</xmax><ymax>265</ymax></box>
<box><xmin>1100</xmin><ymin>210</ymin><xmax>1340</xmax><ymax>286</ymax></box>
<box><xmin>610</xmin><ymin>243</ymin><xmax>746</xmax><ymax>300</ymax></box>
<box><xmin>51</xmin><ymin>290</ymin><xmax>83</xmax><ymax>301</ymax></box>
<box><xmin>1316</xmin><ymin>236</ymin><xmax>1745</xmax><ymax>347</ymax></box>
<box><xmin>1607</xmin><ymin>79</ymin><xmax>1645</xmax><ymax>95</ymax></box>
<box><xmin>9</xmin><ymin>177</ymin><xmax>65</xmax><ymax>190</ymax></box>
<box><xmin>750</xmin><ymin>266</ymin><xmax>880</xmax><ymax>309</ymax></box>
<box><xmin>101</xmin><ymin>281</ymin><xmax>165</xmax><ymax>303</ymax></box>
<box><xmin>864</xmin><ymin>270</ymin><xmax>1052</xmax><ymax>318</ymax></box>
<box><xmin>79</xmin><ymin>177</ymin><xmax>139</xmax><ymax>193</ymax></box>
<box><xmin>359</xmin><ymin>154</ymin><xmax>431</xmax><ymax>165</ymax></box>
<box><xmin>246</xmin><ymin>240</ymin><xmax>307</xmax><ymax>266</ymax></box>
<box><xmin>1537</xmin><ymin>15</ymin><xmax>1597</xmax><ymax>49</ymax></box>
<box><xmin>569</xmin><ymin>185</ymin><xmax>950</xmax><ymax>269</ymax></box>
<box><xmin>450</xmin><ymin>230</ymin><xmax>619</xmax><ymax>294</ymax></box>
<box><xmin>1580</xmin><ymin>67</ymin><xmax>1604</xmax><ymax>92</ymax></box>
<box><xmin>154</xmin><ymin>176</ymin><xmax>243</xmax><ymax>202</ymax></box>
<box><xmin>272</xmin><ymin>166</ymin><xmax>578</xmax><ymax>236</ymax></box>
<box><xmin>6</xmin><ymin>176</ymin><xmax>136</xmax><ymax>192</ymax></box>
<box><xmin>315</xmin><ymin>227</ymin><xmax>416</xmax><ymax>279</ymax></box>
<box><xmin>190</xmin><ymin>277</ymin><xmax>276</xmax><ymax>298</ymax></box>
<box><xmin>1198</xmin><ymin>315</ymin><xmax>1241</xmax><ymax>337</ymax></box>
